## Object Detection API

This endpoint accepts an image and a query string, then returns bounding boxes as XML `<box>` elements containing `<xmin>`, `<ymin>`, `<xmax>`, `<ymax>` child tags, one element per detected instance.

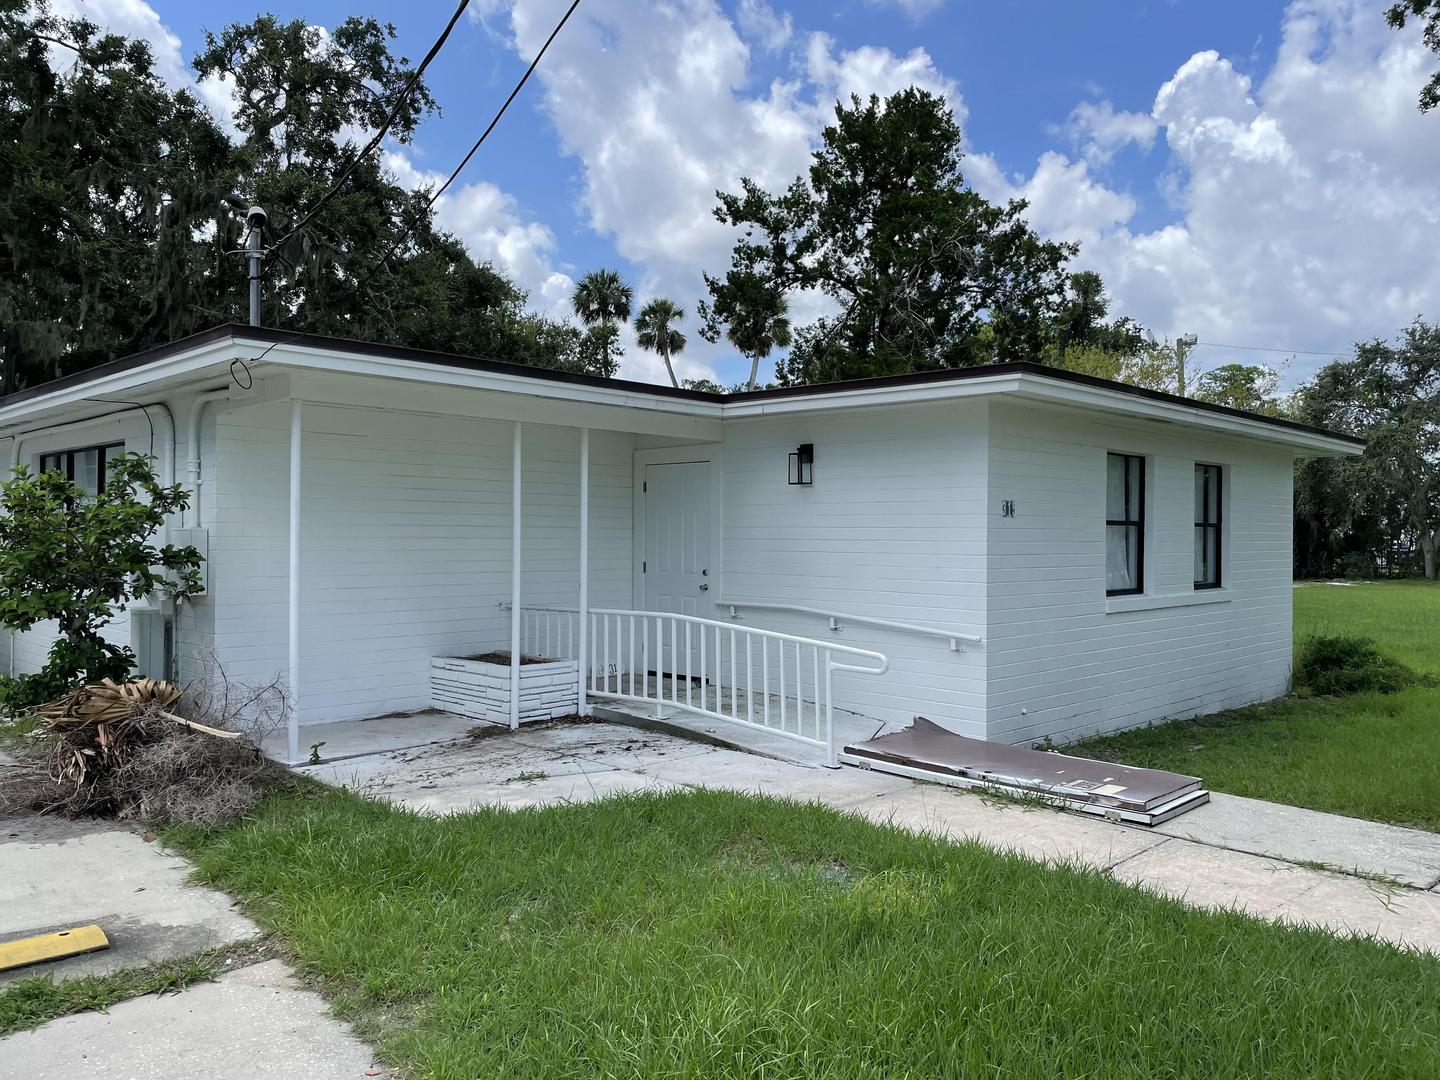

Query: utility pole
<box><xmin>1176</xmin><ymin>333</ymin><xmax>1197</xmax><ymax>397</ymax></box>
<box><xmin>245</xmin><ymin>205</ymin><xmax>268</xmax><ymax>327</ymax></box>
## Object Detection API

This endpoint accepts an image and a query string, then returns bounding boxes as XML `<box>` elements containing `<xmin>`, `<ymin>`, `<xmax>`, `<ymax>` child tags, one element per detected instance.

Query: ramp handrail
<box><xmin>501</xmin><ymin>603</ymin><xmax>887</xmax><ymax>766</ymax></box>
<box><xmin>716</xmin><ymin>598</ymin><xmax>982</xmax><ymax>652</ymax></box>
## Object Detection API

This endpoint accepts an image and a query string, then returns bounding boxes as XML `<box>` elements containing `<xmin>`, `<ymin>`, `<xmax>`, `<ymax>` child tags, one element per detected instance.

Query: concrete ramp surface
<box><xmin>841</xmin><ymin>718</ymin><xmax>1209</xmax><ymax>826</ymax></box>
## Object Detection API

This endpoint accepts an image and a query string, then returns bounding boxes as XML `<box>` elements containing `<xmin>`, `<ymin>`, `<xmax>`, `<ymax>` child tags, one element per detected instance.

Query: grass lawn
<box><xmin>1070</xmin><ymin>580</ymin><xmax>1440</xmax><ymax>831</ymax></box>
<box><xmin>169</xmin><ymin>786</ymin><xmax>1440</xmax><ymax>1079</ymax></box>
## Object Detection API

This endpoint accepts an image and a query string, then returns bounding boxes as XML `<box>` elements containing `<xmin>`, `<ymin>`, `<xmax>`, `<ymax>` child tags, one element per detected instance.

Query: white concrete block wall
<box><xmin>984</xmin><ymin>401</ymin><xmax>1295</xmax><ymax>745</ymax></box>
<box><xmin>207</xmin><ymin>402</ymin><xmax>633</xmax><ymax>725</ymax></box>
<box><xmin>718</xmin><ymin>401</ymin><xmax>988</xmax><ymax>735</ymax></box>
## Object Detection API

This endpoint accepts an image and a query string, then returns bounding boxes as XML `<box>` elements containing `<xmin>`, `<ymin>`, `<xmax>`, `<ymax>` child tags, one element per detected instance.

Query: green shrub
<box><xmin>1292</xmin><ymin>635</ymin><xmax>1419</xmax><ymax>696</ymax></box>
<box><xmin>0</xmin><ymin>455</ymin><xmax>202</xmax><ymax>715</ymax></box>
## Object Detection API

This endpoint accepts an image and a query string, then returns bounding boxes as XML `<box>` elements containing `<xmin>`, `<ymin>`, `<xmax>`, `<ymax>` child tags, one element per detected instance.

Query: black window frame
<box><xmin>37</xmin><ymin>443</ymin><xmax>126</xmax><ymax>499</ymax></box>
<box><xmin>1194</xmin><ymin>462</ymin><xmax>1223</xmax><ymax>590</ymax></box>
<box><xmin>1105</xmin><ymin>452</ymin><xmax>1146</xmax><ymax>597</ymax></box>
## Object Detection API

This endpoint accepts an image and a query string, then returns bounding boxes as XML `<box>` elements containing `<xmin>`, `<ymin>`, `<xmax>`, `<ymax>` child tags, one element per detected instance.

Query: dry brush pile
<box><xmin>1</xmin><ymin>667</ymin><xmax>293</xmax><ymax>826</ymax></box>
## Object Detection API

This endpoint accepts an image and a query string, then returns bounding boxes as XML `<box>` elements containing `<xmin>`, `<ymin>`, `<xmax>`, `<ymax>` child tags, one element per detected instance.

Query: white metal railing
<box><xmin>717</xmin><ymin>598</ymin><xmax>983</xmax><ymax>652</ymax></box>
<box><xmin>501</xmin><ymin>603</ymin><xmax>888</xmax><ymax>766</ymax></box>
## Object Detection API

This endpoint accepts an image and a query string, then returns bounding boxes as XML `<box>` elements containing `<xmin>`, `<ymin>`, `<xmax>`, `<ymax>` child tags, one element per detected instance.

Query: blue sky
<box><xmin>52</xmin><ymin>1</ymin><xmax>1440</xmax><ymax>386</ymax></box>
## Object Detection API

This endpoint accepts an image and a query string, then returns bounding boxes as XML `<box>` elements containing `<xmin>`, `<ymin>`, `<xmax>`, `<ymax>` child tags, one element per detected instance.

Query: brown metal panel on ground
<box><xmin>843</xmin><ymin>717</ymin><xmax>1205</xmax><ymax>816</ymax></box>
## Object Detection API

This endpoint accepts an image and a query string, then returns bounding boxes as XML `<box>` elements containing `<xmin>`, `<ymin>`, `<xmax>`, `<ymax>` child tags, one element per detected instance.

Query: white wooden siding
<box><xmin>717</xmin><ymin>402</ymin><xmax>988</xmax><ymax>735</ymax></box>
<box><xmin>208</xmin><ymin>403</ymin><xmax>633</xmax><ymax>724</ymax></box>
<box><xmin>984</xmin><ymin>401</ymin><xmax>1294</xmax><ymax>745</ymax></box>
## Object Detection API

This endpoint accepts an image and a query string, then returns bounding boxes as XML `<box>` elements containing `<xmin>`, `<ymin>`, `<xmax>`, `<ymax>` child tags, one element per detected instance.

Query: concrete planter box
<box><xmin>430</xmin><ymin>652</ymin><xmax>578</xmax><ymax>724</ymax></box>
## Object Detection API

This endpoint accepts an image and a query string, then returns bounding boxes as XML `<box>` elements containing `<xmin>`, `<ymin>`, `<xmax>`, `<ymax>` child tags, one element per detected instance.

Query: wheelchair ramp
<box><xmin>840</xmin><ymin>717</ymin><xmax>1209</xmax><ymax>826</ymax></box>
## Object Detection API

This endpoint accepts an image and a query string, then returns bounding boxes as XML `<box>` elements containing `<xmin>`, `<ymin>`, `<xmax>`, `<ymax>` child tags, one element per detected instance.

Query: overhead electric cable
<box><xmin>366</xmin><ymin>0</ymin><xmax>584</xmax><ymax>276</ymax></box>
<box><xmin>267</xmin><ymin>0</ymin><xmax>473</xmax><ymax>253</ymax></box>
<box><xmin>1195</xmin><ymin>340</ymin><xmax>1352</xmax><ymax>359</ymax></box>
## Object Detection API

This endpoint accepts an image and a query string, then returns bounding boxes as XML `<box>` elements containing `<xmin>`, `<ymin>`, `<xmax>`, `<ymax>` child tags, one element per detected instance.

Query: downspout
<box><xmin>577</xmin><ymin>428</ymin><xmax>589</xmax><ymax>716</ymax></box>
<box><xmin>183</xmin><ymin>390</ymin><xmax>238</xmax><ymax>527</ymax></box>
<box><xmin>510</xmin><ymin>421</ymin><xmax>523</xmax><ymax>730</ymax></box>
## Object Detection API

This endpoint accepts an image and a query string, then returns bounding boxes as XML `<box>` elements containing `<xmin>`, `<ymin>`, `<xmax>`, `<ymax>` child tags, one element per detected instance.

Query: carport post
<box><xmin>577</xmin><ymin>428</ymin><xmax>590</xmax><ymax>716</ymax></box>
<box><xmin>509</xmin><ymin>421</ymin><xmax>522</xmax><ymax>730</ymax></box>
<box><xmin>287</xmin><ymin>398</ymin><xmax>302</xmax><ymax>764</ymax></box>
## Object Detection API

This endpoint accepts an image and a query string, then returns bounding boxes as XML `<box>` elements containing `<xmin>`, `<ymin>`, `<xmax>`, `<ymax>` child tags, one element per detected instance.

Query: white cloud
<box><xmin>735</xmin><ymin>0</ymin><xmax>792</xmax><ymax>51</ymax></box>
<box><xmin>1063</xmin><ymin>100</ymin><xmax>1159</xmax><ymax>165</ymax></box>
<box><xmin>967</xmin><ymin>151</ymin><xmax>1135</xmax><ymax>247</ymax></box>
<box><xmin>865</xmin><ymin>0</ymin><xmax>945</xmax><ymax>18</ymax></box>
<box><xmin>385</xmin><ymin>152</ymin><xmax>575</xmax><ymax>319</ymax></box>
<box><xmin>976</xmin><ymin>0</ymin><xmax>1440</xmax><ymax>384</ymax></box>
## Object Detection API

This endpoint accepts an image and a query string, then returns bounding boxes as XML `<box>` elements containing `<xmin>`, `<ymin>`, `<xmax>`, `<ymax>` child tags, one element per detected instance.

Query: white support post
<box><xmin>287</xmin><ymin>398</ymin><xmax>302</xmax><ymax>764</ymax></box>
<box><xmin>509</xmin><ymin>421</ymin><xmax>523</xmax><ymax>730</ymax></box>
<box><xmin>577</xmin><ymin>428</ymin><xmax>590</xmax><ymax>716</ymax></box>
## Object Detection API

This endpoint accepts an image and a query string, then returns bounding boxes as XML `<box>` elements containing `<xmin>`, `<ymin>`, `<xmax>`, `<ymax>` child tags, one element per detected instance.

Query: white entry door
<box><xmin>642</xmin><ymin>461</ymin><xmax>712</xmax><ymax>676</ymax></box>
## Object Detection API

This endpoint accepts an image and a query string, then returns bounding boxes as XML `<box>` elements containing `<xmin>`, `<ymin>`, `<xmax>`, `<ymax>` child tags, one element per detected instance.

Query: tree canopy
<box><xmin>704</xmin><ymin>88</ymin><xmax>1076</xmax><ymax>386</ymax></box>
<box><xmin>0</xmin><ymin>2</ymin><xmax>593</xmax><ymax>395</ymax></box>
<box><xmin>1292</xmin><ymin>320</ymin><xmax>1440</xmax><ymax>578</ymax></box>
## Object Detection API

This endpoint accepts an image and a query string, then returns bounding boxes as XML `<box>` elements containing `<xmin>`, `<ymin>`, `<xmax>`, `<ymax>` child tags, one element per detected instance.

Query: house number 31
<box><xmin>1001</xmin><ymin>500</ymin><xmax>1016</xmax><ymax>518</ymax></box>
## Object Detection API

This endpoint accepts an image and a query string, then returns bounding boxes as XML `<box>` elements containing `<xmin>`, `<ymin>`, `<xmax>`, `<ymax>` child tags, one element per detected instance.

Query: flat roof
<box><xmin>0</xmin><ymin>323</ymin><xmax>1366</xmax><ymax>449</ymax></box>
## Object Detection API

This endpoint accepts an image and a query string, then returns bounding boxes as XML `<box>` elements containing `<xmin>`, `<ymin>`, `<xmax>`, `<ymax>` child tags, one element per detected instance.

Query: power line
<box><xmin>1195</xmin><ymin>340</ymin><xmax>1352</xmax><ymax>359</ymax></box>
<box><xmin>366</xmin><ymin>0</ymin><xmax>584</xmax><ymax>277</ymax></box>
<box><xmin>266</xmin><ymin>0</ymin><xmax>473</xmax><ymax>255</ymax></box>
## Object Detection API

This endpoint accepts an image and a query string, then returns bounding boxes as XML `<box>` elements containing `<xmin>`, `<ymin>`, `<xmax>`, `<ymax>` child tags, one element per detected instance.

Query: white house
<box><xmin>0</xmin><ymin>326</ymin><xmax>1363</xmax><ymax>763</ymax></box>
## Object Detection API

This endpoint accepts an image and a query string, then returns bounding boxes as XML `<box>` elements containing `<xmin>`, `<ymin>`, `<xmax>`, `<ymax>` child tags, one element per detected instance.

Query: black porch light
<box><xmin>788</xmin><ymin>443</ymin><xmax>814</xmax><ymax>486</ymax></box>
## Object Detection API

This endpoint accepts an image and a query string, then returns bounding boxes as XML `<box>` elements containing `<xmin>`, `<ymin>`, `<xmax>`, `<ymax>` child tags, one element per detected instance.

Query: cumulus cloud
<box><xmin>975</xmin><ymin>0</ymin><xmax>1440</xmax><ymax>384</ymax></box>
<box><xmin>384</xmin><ymin>152</ymin><xmax>575</xmax><ymax>319</ymax></box>
<box><xmin>735</xmin><ymin>0</ymin><xmax>792</xmax><ymax>51</ymax></box>
<box><xmin>865</xmin><ymin>0</ymin><xmax>945</xmax><ymax>18</ymax></box>
<box><xmin>1063</xmin><ymin>100</ymin><xmax>1159</xmax><ymax>165</ymax></box>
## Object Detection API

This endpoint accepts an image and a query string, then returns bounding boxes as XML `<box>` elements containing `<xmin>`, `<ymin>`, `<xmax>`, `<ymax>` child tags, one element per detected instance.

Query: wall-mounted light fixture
<box><xmin>788</xmin><ymin>443</ymin><xmax>814</xmax><ymax>486</ymax></box>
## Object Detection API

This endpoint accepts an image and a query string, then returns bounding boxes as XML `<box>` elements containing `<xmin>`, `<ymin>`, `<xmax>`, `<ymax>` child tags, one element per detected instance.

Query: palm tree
<box><xmin>728</xmin><ymin>291</ymin><xmax>792</xmax><ymax>391</ymax></box>
<box><xmin>634</xmin><ymin>298</ymin><xmax>686</xmax><ymax>388</ymax></box>
<box><xmin>571</xmin><ymin>269</ymin><xmax>633</xmax><ymax>377</ymax></box>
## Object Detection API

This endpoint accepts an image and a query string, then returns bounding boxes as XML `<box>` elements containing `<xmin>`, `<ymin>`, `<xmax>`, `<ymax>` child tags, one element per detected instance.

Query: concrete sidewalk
<box><xmin>303</xmin><ymin>720</ymin><xmax>1440</xmax><ymax>954</ymax></box>
<box><xmin>0</xmin><ymin>810</ymin><xmax>384</xmax><ymax>1078</ymax></box>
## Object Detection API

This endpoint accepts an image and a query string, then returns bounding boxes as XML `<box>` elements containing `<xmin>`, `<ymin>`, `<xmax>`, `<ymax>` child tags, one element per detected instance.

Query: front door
<box><xmin>642</xmin><ymin>461</ymin><xmax>712</xmax><ymax>677</ymax></box>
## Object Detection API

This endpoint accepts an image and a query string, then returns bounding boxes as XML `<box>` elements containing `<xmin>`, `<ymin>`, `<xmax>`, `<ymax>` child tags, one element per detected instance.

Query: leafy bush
<box><xmin>1292</xmin><ymin>635</ymin><xmax>1420</xmax><ymax>696</ymax></box>
<box><xmin>0</xmin><ymin>455</ymin><xmax>203</xmax><ymax>714</ymax></box>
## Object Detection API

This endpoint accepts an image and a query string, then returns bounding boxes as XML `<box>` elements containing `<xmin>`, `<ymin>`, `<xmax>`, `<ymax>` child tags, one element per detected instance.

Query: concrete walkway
<box><xmin>0</xmin><ymin>809</ymin><xmax>385</xmax><ymax>1078</ymax></box>
<box><xmin>303</xmin><ymin>720</ymin><xmax>1440</xmax><ymax>954</ymax></box>
<box><xmin>5</xmin><ymin>718</ymin><xmax>1438</xmax><ymax>1078</ymax></box>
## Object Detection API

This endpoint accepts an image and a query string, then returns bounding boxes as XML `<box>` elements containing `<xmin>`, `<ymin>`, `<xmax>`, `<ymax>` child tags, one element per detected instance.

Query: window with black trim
<box><xmin>38</xmin><ymin>444</ymin><xmax>126</xmax><ymax>499</ymax></box>
<box><xmin>1194</xmin><ymin>463</ymin><xmax>1222</xmax><ymax>589</ymax></box>
<box><xmin>1106</xmin><ymin>452</ymin><xmax>1145</xmax><ymax>596</ymax></box>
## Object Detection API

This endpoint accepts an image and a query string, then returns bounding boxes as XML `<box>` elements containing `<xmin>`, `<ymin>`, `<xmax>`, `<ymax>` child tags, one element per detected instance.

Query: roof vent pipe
<box><xmin>245</xmin><ymin>206</ymin><xmax>267</xmax><ymax>328</ymax></box>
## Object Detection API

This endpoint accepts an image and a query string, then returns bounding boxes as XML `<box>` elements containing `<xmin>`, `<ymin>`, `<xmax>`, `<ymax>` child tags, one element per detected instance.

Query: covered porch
<box><xmin>248</xmin><ymin>364</ymin><xmax>896</xmax><ymax>767</ymax></box>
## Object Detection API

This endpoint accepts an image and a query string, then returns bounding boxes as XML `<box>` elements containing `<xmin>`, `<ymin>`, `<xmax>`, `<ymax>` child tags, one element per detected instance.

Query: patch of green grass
<box><xmin>169</xmin><ymin>787</ymin><xmax>1440</xmax><ymax>1079</ymax></box>
<box><xmin>1071</xmin><ymin>581</ymin><xmax>1440</xmax><ymax>831</ymax></box>
<box><xmin>0</xmin><ymin>951</ymin><xmax>223</xmax><ymax>1037</ymax></box>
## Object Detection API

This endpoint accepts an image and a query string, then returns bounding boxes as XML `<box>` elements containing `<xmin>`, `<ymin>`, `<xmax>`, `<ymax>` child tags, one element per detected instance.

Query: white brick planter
<box><xmin>430</xmin><ymin>653</ymin><xmax>579</xmax><ymax>724</ymax></box>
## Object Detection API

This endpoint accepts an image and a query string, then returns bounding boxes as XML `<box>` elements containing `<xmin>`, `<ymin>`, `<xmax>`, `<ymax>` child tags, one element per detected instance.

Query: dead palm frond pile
<box><xmin>3</xmin><ymin>673</ymin><xmax>290</xmax><ymax>826</ymax></box>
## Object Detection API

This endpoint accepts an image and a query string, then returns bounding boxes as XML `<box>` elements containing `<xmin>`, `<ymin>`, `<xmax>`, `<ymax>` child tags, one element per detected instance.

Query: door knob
<box><xmin>699</xmin><ymin>583</ymin><xmax>710</xmax><ymax>591</ymax></box>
